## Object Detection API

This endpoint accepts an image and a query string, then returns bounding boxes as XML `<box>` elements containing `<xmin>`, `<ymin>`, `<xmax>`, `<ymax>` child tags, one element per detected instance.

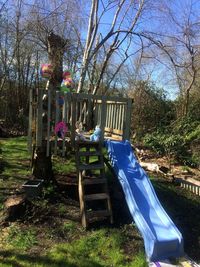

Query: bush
<box><xmin>143</xmin><ymin>117</ymin><xmax>200</xmax><ymax>168</ymax></box>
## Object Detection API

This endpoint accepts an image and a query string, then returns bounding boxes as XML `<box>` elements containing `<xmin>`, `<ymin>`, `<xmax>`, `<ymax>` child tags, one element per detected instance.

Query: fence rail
<box><xmin>175</xmin><ymin>178</ymin><xmax>200</xmax><ymax>196</ymax></box>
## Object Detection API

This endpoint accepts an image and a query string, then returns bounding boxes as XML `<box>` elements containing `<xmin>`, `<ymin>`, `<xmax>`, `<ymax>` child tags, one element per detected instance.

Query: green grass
<box><xmin>0</xmin><ymin>137</ymin><xmax>31</xmax><ymax>211</ymax></box>
<box><xmin>1</xmin><ymin>137</ymin><xmax>200</xmax><ymax>265</ymax></box>
<box><xmin>0</xmin><ymin>137</ymin><xmax>147</xmax><ymax>267</ymax></box>
<box><xmin>151</xmin><ymin>175</ymin><xmax>200</xmax><ymax>261</ymax></box>
<box><xmin>6</xmin><ymin>225</ymin><xmax>38</xmax><ymax>250</ymax></box>
<box><xmin>53</xmin><ymin>156</ymin><xmax>76</xmax><ymax>174</ymax></box>
<box><xmin>0</xmin><ymin>227</ymin><xmax>146</xmax><ymax>267</ymax></box>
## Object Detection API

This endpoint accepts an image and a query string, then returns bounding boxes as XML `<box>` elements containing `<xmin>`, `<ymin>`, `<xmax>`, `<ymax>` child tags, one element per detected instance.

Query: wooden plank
<box><xmin>71</xmin><ymin>93</ymin><xmax>77</xmax><ymax>147</ymax></box>
<box><xmin>104</xmin><ymin>127</ymin><xmax>112</xmax><ymax>132</ymax></box>
<box><xmin>105</xmin><ymin>103</ymin><xmax>110</xmax><ymax>128</ymax></box>
<box><xmin>110</xmin><ymin>104</ymin><xmax>114</xmax><ymax>130</ymax></box>
<box><xmin>27</xmin><ymin>88</ymin><xmax>33</xmax><ymax>152</ymax></box>
<box><xmin>78</xmin><ymin>171</ymin><xmax>87</xmax><ymax>228</ymax></box>
<box><xmin>112</xmin><ymin>129</ymin><xmax>123</xmax><ymax>135</ymax></box>
<box><xmin>97</xmin><ymin>103</ymin><xmax>101</xmax><ymax>125</ymax></box>
<box><xmin>79</xmin><ymin>100</ymin><xmax>83</xmax><ymax>122</ymax></box>
<box><xmin>36</xmin><ymin>89</ymin><xmax>43</xmax><ymax>147</ymax></box>
<box><xmin>78</xmin><ymin>151</ymin><xmax>101</xmax><ymax>157</ymax></box>
<box><xmin>46</xmin><ymin>89</ymin><xmax>51</xmax><ymax>157</ymax></box>
<box><xmin>123</xmin><ymin>98</ymin><xmax>132</xmax><ymax>140</ymax></box>
<box><xmin>119</xmin><ymin>104</ymin><xmax>123</xmax><ymax>130</ymax></box>
<box><xmin>86</xmin><ymin>210</ymin><xmax>111</xmax><ymax>218</ymax></box>
<box><xmin>78</xmin><ymin>163</ymin><xmax>104</xmax><ymax>171</ymax></box>
<box><xmin>83</xmin><ymin>178</ymin><xmax>107</xmax><ymax>185</ymax></box>
<box><xmin>54</xmin><ymin>91</ymin><xmax>60</xmax><ymax>155</ymax></box>
<box><xmin>113</xmin><ymin>104</ymin><xmax>117</xmax><ymax>129</ymax></box>
<box><xmin>100</xmin><ymin>96</ymin><xmax>107</xmax><ymax>142</ymax></box>
<box><xmin>121</xmin><ymin>104</ymin><xmax>125</xmax><ymax>131</ymax></box>
<box><xmin>87</xmin><ymin>98</ymin><xmax>93</xmax><ymax>131</ymax></box>
<box><xmin>66</xmin><ymin>92</ymin><xmax>71</xmax><ymax>123</ymax></box>
<box><xmin>76</xmin><ymin>140</ymin><xmax>100</xmax><ymax>147</ymax></box>
<box><xmin>76</xmin><ymin>92</ymin><xmax>129</xmax><ymax>103</ymax></box>
<box><xmin>84</xmin><ymin>193</ymin><xmax>109</xmax><ymax>201</ymax></box>
<box><xmin>93</xmin><ymin>100</ymin><xmax>98</xmax><ymax>126</ymax></box>
<box><xmin>62</xmin><ymin>93</ymin><xmax>68</xmax><ymax>157</ymax></box>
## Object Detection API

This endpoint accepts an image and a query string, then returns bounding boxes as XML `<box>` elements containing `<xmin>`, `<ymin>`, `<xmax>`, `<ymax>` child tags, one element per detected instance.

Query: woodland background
<box><xmin>0</xmin><ymin>0</ymin><xmax>199</xmax><ymax>167</ymax></box>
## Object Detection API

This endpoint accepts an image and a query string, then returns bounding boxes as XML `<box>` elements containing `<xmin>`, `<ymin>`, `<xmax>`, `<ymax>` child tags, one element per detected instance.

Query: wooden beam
<box><xmin>46</xmin><ymin>89</ymin><xmax>51</xmax><ymax>157</ymax></box>
<box><xmin>123</xmin><ymin>98</ymin><xmax>132</xmax><ymax>140</ymax></box>
<box><xmin>100</xmin><ymin>96</ymin><xmax>107</xmax><ymax>143</ymax></box>
<box><xmin>36</xmin><ymin>89</ymin><xmax>43</xmax><ymax>147</ymax></box>
<box><xmin>27</xmin><ymin>88</ymin><xmax>33</xmax><ymax>153</ymax></box>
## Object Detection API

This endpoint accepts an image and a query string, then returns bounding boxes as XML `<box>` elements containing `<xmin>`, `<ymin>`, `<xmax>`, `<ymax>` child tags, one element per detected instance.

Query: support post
<box><xmin>123</xmin><ymin>99</ymin><xmax>133</xmax><ymax>140</ymax></box>
<box><xmin>100</xmin><ymin>96</ymin><xmax>107</xmax><ymax>142</ymax></box>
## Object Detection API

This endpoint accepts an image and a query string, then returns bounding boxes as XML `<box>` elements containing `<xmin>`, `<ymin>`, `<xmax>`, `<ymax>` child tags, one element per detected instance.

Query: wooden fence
<box><xmin>28</xmin><ymin>90</ymin><xmax>133</xmax><ymax>156</ymax></box>
<box><xmin>175</xmin><ymin>178</ymin><xmax>200</xmax><ymax>196</ymax></box>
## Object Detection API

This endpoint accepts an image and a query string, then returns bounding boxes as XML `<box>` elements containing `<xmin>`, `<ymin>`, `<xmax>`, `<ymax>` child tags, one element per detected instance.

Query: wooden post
<box><xmin>100</xmin><ymin>96</ymin><xmax>107</xmax><ymax>142</ymax></box>
<box><xmin>36</xmin><ymin>89</ymin><xmax>43</xmax><ymax>147</ymax></box>
<box><xmin>123</xmin><ymin>99</ymin><xmax>133</xmax><ymax>140</ymax></box>
<box><xmin>27</xmin><ymin>88</ymin><xmax>33</xmax><ymax>153</ymax></box>
<box><xmin>87</xmin><ymin>97</ymin><xmax>93</xmax><ymax>131</ymax></box>
<box><xmin>62</xmin><ymin>92</ymin><xmax>67</xmax><ymax>157</ymax></box>
<box><xmin>46</xmin><ymin>89</ymin><xmax>51</xmax><ymax>157</ymax></box>
<box><xmin>54</xmin><ymin>91</ymin><xmax>60</xmax><ymax>155</ymax></box>
<box><xmin>71</xmin><ymin>93</ymin><xmax>77</xmax><ymax>147</ymax></box>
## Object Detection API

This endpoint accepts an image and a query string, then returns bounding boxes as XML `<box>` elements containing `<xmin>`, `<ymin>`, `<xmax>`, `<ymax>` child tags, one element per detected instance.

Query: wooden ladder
<box><xmin>75</xmin><ymin>141</ymin><xmax>113</xmax><ymax>228</ymax></box>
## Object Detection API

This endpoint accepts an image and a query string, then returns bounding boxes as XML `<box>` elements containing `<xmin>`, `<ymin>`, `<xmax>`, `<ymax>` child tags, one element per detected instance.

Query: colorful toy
<box><xmin>60</xmin><ymin>69</ymin><xmax>75</xmax><ymax>92</ymax></box>
<box><xmin>40</xmin><ymin>64</ymin><xmax>53</xmax><ymax>79</ymax></box>
<box><xmin>55</xmin><ymin>121</ymin><xmax>68</xmax><ymax>139</ymax></box>
<box><xmin>63</xmin><ymin>69</ymin><xmax>71</xmax><ymax>80</ymax></box>
<box><xmin>75</xmin><ymin>121</ymin><xmax>85</xmax><ymax>141</ymax></box>
<box><xmin>90</xmin><ymin>125</ymin><xmax>101</xmax><ymax>142</ymax></box>
<box><xmin>60</xmin><ymin>80</ymin><xmax>70</xmax><ymax>92</ymax></box>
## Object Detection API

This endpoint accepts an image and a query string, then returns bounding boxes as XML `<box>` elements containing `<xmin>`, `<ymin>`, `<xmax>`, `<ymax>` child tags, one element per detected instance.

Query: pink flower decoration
<box><xmin>55</xmin><ymin>122</ymin><xmax>68</xmax><ymax>138</ymax></box>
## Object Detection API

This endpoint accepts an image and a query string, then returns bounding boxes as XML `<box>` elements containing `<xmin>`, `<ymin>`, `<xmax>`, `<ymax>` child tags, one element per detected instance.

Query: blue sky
<box><xmin>81</xmin><ymin>0</ymin><xmax>200</xmax><ymax>99</ymax></box>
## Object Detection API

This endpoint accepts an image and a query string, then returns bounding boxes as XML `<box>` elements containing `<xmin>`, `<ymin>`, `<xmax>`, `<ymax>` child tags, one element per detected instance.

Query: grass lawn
<box><xmin>0</xmin><ymin>137</ymin><xmax>200</xmax><ymax>266</ymax></box>
<box><xmin>0</xmin><ymin>137</ymin><xmax>146</xmax><ymax>267</ymax></box>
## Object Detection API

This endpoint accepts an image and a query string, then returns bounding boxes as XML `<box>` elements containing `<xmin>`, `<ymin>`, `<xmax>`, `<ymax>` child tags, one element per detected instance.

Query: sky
<box><xmin>2</xmin><ymin>0</ymin><xmax>200</xmax><ymax>99</ymax></box>
<box><xmin>84</xmin><ymin>0</ymin><xmax>200</xmax><ymax>99</ymax></box>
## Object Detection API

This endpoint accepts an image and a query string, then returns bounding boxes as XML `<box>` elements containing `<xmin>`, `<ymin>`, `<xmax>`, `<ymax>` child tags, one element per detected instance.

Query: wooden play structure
<box><xmin>28</xmin><ymin>89</ymin><xmax>132</xmax><ymax>227</ymax></box>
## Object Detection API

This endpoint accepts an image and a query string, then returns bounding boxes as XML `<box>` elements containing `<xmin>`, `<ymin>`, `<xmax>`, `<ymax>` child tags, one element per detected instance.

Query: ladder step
<box><xmin>83</xmin><ymin>178</ymin><xmax>107</xmax><ymax>185</ymax></box>
<box><xmin>78</xmin><ymin>151</ymin><xmax>102</xmax><ymax>157</ymax></box>
<box><xmin>78</xmin><ymin>163</ymin><xmax>104</xmax><ymax>171</ymax></box>
<box><xmin>76</xmin><ymin>141</ymin><xmax>100</xmax><ymax>147</ymax></box>
<box><xmin>84</xmin><ymin>193</ymin><xmax>109</xmax><ymax>201</ymax></box>
<box><xmin>86</xmin><ymin>209</ymin><xmax>111</xmax><ymax>218</ymax></box>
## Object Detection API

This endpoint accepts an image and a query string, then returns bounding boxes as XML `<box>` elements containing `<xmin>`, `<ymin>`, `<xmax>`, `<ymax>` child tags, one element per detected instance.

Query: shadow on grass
<box><xmin>0</xmin><ymin>249</ymin><xmax>104</xmax><ymax>267</ymax></box>
<box><xmin>152</xmin><ymin>179</ymin><xmax>200</xmax><ymax>261</ymax></box>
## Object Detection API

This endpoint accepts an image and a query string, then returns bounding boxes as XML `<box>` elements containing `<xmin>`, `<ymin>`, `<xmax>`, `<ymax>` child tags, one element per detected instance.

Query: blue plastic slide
<box><xmin>105</xmin><ymin>140</ymin><xmax>184</xmax><ymax>261</ymax></box>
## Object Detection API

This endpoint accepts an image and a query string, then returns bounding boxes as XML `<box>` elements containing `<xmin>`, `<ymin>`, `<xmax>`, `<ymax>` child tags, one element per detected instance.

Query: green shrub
<box><xmin>143</xmin><ymin>118</ymin><xmax>200</xmax><ymax>168</ymax></box>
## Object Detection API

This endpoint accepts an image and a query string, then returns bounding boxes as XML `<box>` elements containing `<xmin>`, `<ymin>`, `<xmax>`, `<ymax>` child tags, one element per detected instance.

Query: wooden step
<box><xmin>78</xmin><ymin>151</ymin><xmax>102</xmax><ymax>157</ymax></box>
<box><xmin>86</xmin><ymin>209</ymin><xmax>111</xmax><ymax>218</ymax></box>
<box><xmin>84</xmin><ymin>193</ymin><xmax>109</xmax><ymax>201</ymax></box>
<box><xmin>78</xmin><ymin>163</ymin><xmax>104</xmax><ymax>171</ymax></box>
<box><xmin>83</xmin><ymin>178</ymin><xmax>107</xmax><ymax>185</ymax></box>
<box><xmin>76</xmin><ymin>141</ymin><xmax>100</xmax><ymax>147</ymax></box>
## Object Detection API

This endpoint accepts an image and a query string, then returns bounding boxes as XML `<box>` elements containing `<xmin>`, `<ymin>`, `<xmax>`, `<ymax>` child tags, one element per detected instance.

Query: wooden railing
<box><xmin>175</xmin><ymin>178</ymin><xmax>200</xmax><ymax>196</ymax></box>
<box><xmin>28</xmin><ymin>90</ymin><xmax>133</xmax><ymax>156</ymax></box>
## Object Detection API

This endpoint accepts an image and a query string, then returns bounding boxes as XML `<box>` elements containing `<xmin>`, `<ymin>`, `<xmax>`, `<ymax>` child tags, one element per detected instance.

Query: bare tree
<box><xmin>141</xmin><ymin>0</ymin><xmax>200</xmax><ymax>116</ymax></box>
<box><xmin>77</xmin><ymin>0</ymin><xmax>146</xmax><ymax>94</ymax></box>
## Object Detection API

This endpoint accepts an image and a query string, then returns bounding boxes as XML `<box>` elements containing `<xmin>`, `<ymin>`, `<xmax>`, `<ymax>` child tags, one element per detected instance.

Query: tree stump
<box><xmin>1</xmin><ymin>195</ymin><xmax>27</xmax><ymax>224</ymax></box>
